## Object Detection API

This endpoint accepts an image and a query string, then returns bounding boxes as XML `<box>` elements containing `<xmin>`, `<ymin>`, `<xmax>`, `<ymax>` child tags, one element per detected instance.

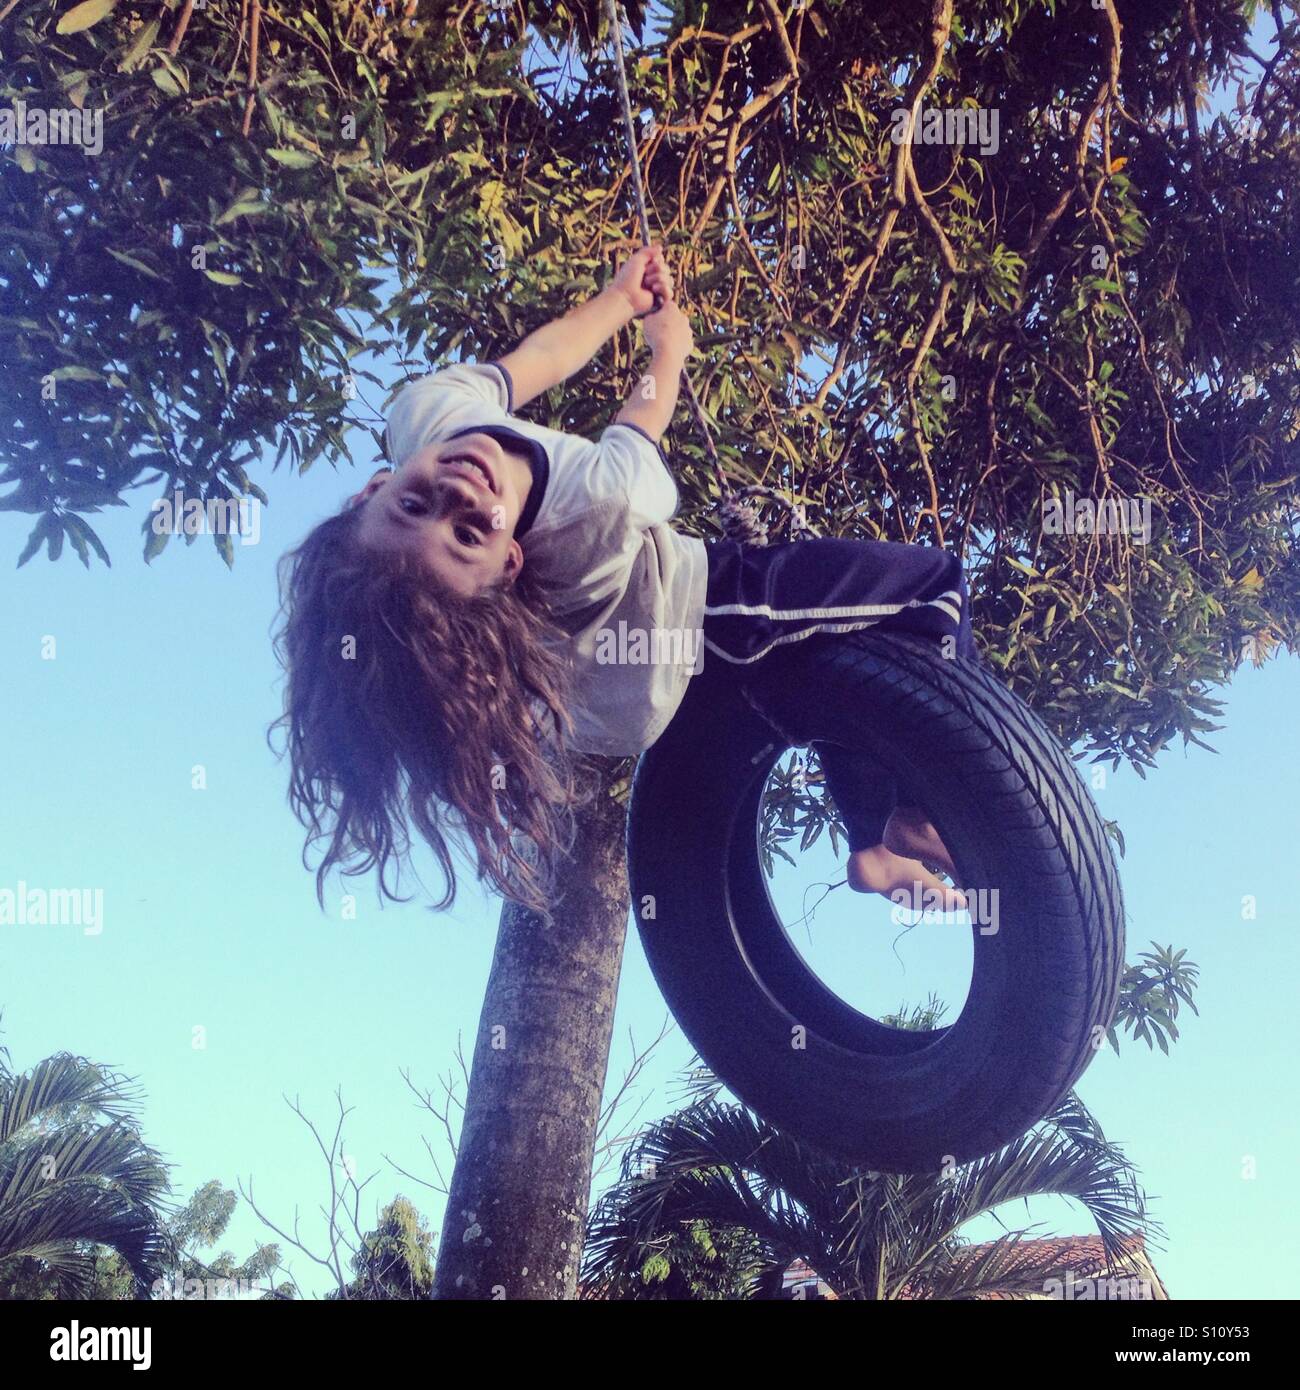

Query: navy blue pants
<box><xmin>698</xmin><ymin>537</ymin><xmax>984</xmax><ymax>852</ymax></box>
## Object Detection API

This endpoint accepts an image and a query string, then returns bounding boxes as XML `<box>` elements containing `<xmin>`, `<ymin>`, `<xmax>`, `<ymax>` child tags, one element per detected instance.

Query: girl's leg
<box><xmin>817</xmin><ymin>740</ymin><xmax>965</xmax><ymax>911</ymax></box>
<box><xmin>815</xmin><ymin>740</ymin><xmax>895</xmax><ymax>854</ymax></box>
<box><xmin>698</xmin><ymin>537</ymin><xmax>974</xmax><ymax>910</ymax></box>
<box><xmin>702</xmin><ymin>536</ymin><xmax>972</xmax><ymax>666</ymax></box>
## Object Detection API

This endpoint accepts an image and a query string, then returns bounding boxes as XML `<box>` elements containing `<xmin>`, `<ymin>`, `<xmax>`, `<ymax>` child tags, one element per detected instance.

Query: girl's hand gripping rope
<box><xmin>611</xmin><ymin>244</ymin><xmax>675</xmax><ymax>318</ymax></box>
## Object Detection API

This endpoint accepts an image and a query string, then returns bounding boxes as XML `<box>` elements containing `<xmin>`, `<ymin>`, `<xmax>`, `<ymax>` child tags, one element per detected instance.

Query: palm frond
<box><xmin>900</xmin><ymin>1228</ymin><xmax>1100</xmax><ymax>1301</ymax></box>
<box><xmin>671</xmin><ymin>1059</ymin><xmax>726</xmax><ymax>1109</ymax></box>
<box><xmin>583</xmin><ymin>1101</ymin><xmax>840</xmax><ymax>1297</ymax></box>
<box><xmin>0</xmin><ymin>1051</ymin><xmax>171</xmax><ymax>1296</ymax></box>
<box><xmin>0</xmin><ymin>1053</ymin><xmax>144</xmax><ymax>1146</ymax></box>
<box><xmin>584</xmin><ymin>1079</ymin><xmax>1157</xmax><ymax>1300</ymax></box>
<box><xmin>878</xmin><ymin>1095</ymin><xmax>1152</xmax><ymax>1297</ymax></box>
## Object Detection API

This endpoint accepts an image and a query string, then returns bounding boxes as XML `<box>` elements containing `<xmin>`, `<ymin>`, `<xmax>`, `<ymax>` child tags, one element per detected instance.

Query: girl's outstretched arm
<box><xmin>613</xmin><ymin>296</ymin><xmax>694</xmax><ymax>444</ymax></box>
<box><xmin>495</xmin><ymin>246</ymin><xmax>674</xmax><ymax>409</ymax></box>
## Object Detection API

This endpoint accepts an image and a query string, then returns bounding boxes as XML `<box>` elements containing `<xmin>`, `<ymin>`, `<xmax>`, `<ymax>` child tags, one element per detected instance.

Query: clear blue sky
<box><xmin>4</xmin><ymin>7</ymin><xmax>1294</xmax><ymax>1303</ymax></box>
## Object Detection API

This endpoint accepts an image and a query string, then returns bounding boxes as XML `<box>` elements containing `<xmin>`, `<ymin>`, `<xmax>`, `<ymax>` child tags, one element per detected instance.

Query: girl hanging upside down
<box><xmin>274</xmin><ymin>246</ymin><xmax>977</xmax><ymax>919</ymax></box>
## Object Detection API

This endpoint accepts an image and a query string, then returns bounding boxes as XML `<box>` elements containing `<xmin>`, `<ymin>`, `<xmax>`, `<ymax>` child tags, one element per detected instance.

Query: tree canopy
<box><xmin>4</xmin><ymin>0</ymin><xmax>1297</xmax><ymax>774</ymax></box>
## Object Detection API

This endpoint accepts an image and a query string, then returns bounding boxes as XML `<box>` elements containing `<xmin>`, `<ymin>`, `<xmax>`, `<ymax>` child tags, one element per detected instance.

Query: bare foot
<box><xmin>846</xmin><ymin>844</ymin><xmax>967</xmax><ymax>913</ymax></box>
<box><xmin>883</xmin><ymin>806</ymin><xmax>957</xmax><ymax>878</ymax></box>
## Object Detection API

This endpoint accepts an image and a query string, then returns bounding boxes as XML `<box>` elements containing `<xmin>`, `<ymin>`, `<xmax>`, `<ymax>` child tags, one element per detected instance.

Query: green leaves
<box><xmin>3</xmin><ymin>0</ymin><xmax>1297</xmax><ymax>720</ymax></box>
<box><xmin>299</xmin><ymin>10</ymin><xmax>332</xmax><ymax>47</ymax></box>
<box><xmin>46</xmin><ymin>364</ymin><xmax>104</xmax><ymax>382</ymax></box>
<box><xmin>266</xmin><ymin>147</ymin><xmax>316</xmax><ymax>169</ymax></box>
<box><xmin>584</xmin><ymin>1080</ymin><xmax>1152</xmax><ymax>1300</ymax></box>
<box><xmin>15</xmin><ymin>502</ymin><xmax>112</xmax><ymax>567</ymax></box>
<box><xmin>198</xmin><ymin>318</ymin><xmax>231</xmax><ymax>393</ymax></box>
<box><xmin>1111</xmin><ymin>944</ymin><xmax>1201</xmax><ymax>1055</ymax></box>
<box><xmin>117</xmin><ymin>15</ymin><xmax>159</xmax><ymax>71</ymax></box>
<box><xmin>61</xmin><ymin>512</ymin><xmax>111</xmax><ymax>568</ymax></box>
<box><xmin>142</xmin><ymin>519</ymin><xmax>170</xmax><ymax>564</ymax></box>
<box><xmin>0</xmin><ymin>1048</ymin><xmax>171</xmax><ymax>1297</ymax></box>
<box><xmin>2</xmin><ymin>0</ymin><xmax>437</xmax><ymax>568</ymax></box>
<box><xmin>55</xmin><ymin>0</ymin><xmax>117</xmax><ymax>35</ymax></box>
<box><xmin>16</xmin><ymin>513</ymin><xmax>61</xmax><ymax>567</ymax></box>
<box><xmin>216</xmin><ymin>196</ymin><xmax>272</xmax><ymax>225</ymax></box>
<box><xmin>107</xmin><ymin>248</ymin><xmax>166</xmax><ymax>280</ymax></box>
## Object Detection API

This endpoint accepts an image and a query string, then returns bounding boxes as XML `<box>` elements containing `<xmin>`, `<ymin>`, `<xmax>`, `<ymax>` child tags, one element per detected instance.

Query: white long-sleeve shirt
<box><xmin>383</xmin><ymin>361</ymin><xmax>709</xmax><ymax>755</ymax></box>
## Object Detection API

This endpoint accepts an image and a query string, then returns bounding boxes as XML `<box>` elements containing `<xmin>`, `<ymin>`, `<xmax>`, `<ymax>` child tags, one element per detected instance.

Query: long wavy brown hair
<box><xmin>271</xmin><ymin>501</ymin><xmax>591</xmax><ymax>918</ymax></box>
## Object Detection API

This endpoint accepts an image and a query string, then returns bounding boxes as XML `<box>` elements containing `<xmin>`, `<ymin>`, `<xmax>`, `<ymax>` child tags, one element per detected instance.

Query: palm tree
<box><xmin>0</xmin><ymin>1040</ymin><xmax>171</xmax><ymax>1298</ymax></box>
<box><xmin>582</xmin><ymin>1079</ymin><xmax>1157</xmax><ymax>1300</ymax></box>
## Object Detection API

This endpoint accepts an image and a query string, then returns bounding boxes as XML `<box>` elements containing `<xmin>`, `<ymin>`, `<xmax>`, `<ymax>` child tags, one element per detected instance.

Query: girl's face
<box><xmin>352</xmin><ymin>434</ymin><xmax>531</xmax><ymax>596</ymax></box>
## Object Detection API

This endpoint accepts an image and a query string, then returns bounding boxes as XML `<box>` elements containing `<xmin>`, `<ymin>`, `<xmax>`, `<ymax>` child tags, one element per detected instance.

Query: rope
<box><xmin>601</xmin><ymin>0</ymin><xmax>818</xmax><ymax>546</ymax></box>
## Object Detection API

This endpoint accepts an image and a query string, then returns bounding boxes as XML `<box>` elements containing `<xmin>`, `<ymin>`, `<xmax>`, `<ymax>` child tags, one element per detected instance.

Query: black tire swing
<box><xmin>629</xmin><ymin>633</ymin><xmax>1125</xmax><ymax>1172</ymax></box>
<box><xmin>602</xmin><ymin>2</ymin><xmax>1125</xmax><ymax>1171</ymax></box>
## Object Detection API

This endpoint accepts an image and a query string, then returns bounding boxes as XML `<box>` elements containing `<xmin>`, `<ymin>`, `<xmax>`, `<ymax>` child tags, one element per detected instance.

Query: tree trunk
<box><xmin>432</xmin><ymin>763</ymin><xmax>631</xmax><ymax>1300</ymax></box>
